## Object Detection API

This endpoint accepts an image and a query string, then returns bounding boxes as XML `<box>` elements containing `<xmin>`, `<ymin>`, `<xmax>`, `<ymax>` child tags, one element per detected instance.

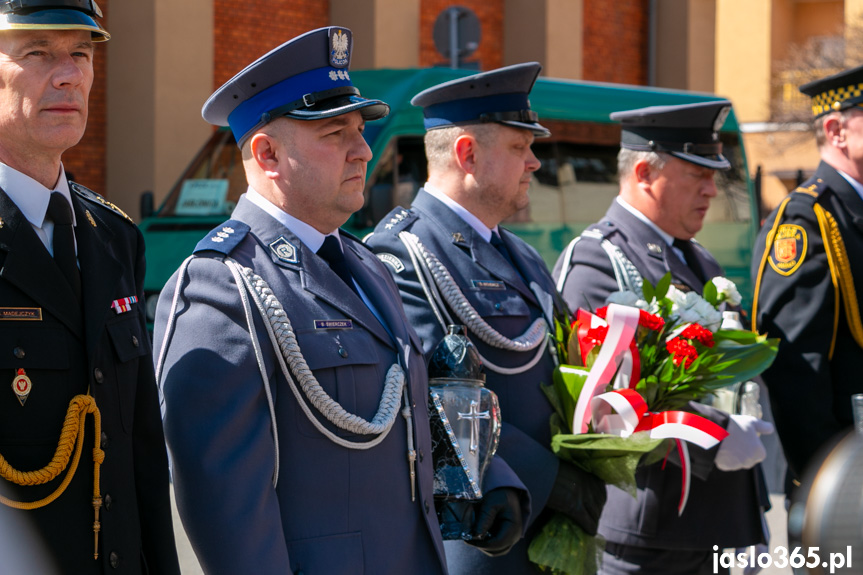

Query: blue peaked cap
<box><xmin>411</xmin><ymin>62</ymin><xmax>550</xmax><ymax>137</ymax></box>
<box><xmin>202</xmin><ymin>27</ymin><xmax>389</xmax><ymax>146</ymax></box>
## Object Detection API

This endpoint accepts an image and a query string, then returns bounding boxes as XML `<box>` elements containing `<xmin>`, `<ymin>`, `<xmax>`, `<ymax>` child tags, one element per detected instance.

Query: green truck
<box><xmin>139</xmin><ymin>68</ymin><xmax>758</xmax><ymax>325</ymax></box>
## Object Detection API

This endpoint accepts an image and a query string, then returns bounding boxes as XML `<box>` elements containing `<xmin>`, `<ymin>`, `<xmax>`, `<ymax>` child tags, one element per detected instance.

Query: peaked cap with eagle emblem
<box><xmin>202</xmin><ymin>26</ymin><xmax>390</xmax><ymax>146</ymax></box>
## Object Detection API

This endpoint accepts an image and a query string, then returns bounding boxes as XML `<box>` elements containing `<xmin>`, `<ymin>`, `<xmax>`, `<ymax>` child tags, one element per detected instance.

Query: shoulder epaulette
<box><xmin>71</xmin><ymin>182</ymin><xmax>135</xmax><ymax>224</ymax></box>
<box><xmin>194</xmin><ymin>220</ymin><xmax>250</xmax><ymax>255</ymax></box>
<box><xmin>379</xmin><ymin>207</ymin><xmax>417</xmax><ymax>234</ymax></box>
<box><xmin>791</xmin><ymin>177</ymin><xmax>827</xmax><ymax>199</ymax></box>
<box><xmin>584</xmin><ymin>219</ymin><xmax>618</xmax><ymax>240</ymax></box>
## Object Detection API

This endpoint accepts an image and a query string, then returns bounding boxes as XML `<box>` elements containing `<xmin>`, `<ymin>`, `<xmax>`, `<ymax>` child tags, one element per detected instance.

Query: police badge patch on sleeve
<box><xmin>376</xmin><ymin>253</ymin><xmax>405</xmax><ymax>273</ymax></box>
<box><xmin>768</xmin><ymin>224</ymin><xmax>807</xmax><ymax>276</ymax></box>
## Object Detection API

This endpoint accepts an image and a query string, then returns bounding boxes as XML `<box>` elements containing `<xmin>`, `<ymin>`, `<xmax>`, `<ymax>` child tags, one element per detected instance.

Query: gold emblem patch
<box><xmin>768</xmin><ymin>224</ymin><xmax>807</xmax><ymax>276</ymax></box>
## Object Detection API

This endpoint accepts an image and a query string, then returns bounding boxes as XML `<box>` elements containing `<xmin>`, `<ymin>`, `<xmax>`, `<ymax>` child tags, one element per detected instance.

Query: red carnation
<box><xmin>680</xmin><ymin>323</ymin><xmax>715</xmax><ymax>348</ymax></box>
<box><xmin>666</xmin><ymin>337</ymin><xmax>698</xmax><ymax>368</ymax></box>
<box><xmin>595</xmin><ymin>306</ymin><xmax>608</xmax><ymax>319</ymax></box>
<box><xmin>585</xmin><ymin>325</ymin><xmax>609</xmax><ymax>346</ymax></box>
<box><xmin>638</xmin><ymin>310</ymin><xmax>665</xmax><ymax>331</ymax></box>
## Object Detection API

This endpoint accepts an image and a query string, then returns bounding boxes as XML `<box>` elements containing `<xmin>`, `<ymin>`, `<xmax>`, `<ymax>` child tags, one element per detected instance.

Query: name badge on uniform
<box><xmin>314</xmin><ymin>319</ymin><xmax>353</xmax><ymax>330</ymax></box>
<box><xmin>472</xmin><ymin>279</ymin><xmax>505</xmax><ymax>290</ymax></box>
<box><xmin>111</xmin><ymin>296</ymin><xmax>138</xmax><ymax>314</ymax></box>
<box><xmin>0</xmin><ymin>308</ymin><xmax>42</xmax><ymax>321</ymax></box>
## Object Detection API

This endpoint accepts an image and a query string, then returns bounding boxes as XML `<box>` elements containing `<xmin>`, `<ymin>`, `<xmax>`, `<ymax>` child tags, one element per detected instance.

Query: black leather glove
<box><xmin>436</xmin><ymin>499</ymin><xmax>476</xmax><ymax>541</ymax></box>
<box><xmin>466</xmin><ymin>487</ymin><xmax>524</xmax><ymax>556</ymax></box>
<box><xmin>546</xmin><ymin>461</ymin><xmax>607</xmax><ymax>536</ymax></box>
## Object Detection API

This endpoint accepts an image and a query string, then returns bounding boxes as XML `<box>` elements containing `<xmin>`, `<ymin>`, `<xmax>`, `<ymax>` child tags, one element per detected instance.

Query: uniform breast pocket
<box><xmin>0</xmin><ymin>327</ymin><xmax>70</xmax><ymax>371</ymax></box>
<box><xmin>0</xmin><ymin>326</ymin><xmax>79</xmax><ymax>444</ymax></box>
<box><xmin>291</xmin><ymin>328</ymin><xmax>385</xmax><ymax>439</ymax></box>
<box><xmin>469</xmin><ymin>286</ymin><xmax>531</xmax><ymax>320</ymax></box>
<box><xmin>106</xmin><ymin>315</ymin><xmax>150</xmax><ymax>433</ymax></box>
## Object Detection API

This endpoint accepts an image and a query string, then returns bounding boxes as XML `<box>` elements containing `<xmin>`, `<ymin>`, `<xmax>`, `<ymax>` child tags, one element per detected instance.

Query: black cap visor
<box><xmin>669</xmin><ymin>151</ymin><xmax>730</xmax><ymax>170</ymax></box>
<box><xmin>285</xmin><ymin>94</ymin><xmax>390</xmax><ymax>122</ymax></box>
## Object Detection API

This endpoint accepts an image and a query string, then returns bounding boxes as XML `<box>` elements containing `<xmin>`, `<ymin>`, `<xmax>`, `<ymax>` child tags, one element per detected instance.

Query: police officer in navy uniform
<box><xmin>365</xmin><ymin>63</ymin><xmax>607</xmax><ymax>575</ymax></box>
<box><xmin>154</xmin><ymin>27</ymin><xmax>528</xmax><ymax>575</ymax></box>
<box><xmin>753</xmin><ymin>65</ymin><xmax>863</xmax><ymax>484</ymax></box>
<box><xmin>553</xmin><ymin>102</ymin><xmax>772</xmax><ymax>574</ymax></box>
<box><xmin>0</xmin><ymin>2</ymin><xmax>180</xmax><ymax>574</ymax></box>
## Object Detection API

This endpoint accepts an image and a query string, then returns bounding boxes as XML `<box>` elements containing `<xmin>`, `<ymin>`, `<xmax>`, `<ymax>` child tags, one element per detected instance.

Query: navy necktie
<box><xmin>317</xmin><ymin>235</ymin><xmax>359</xmax><ymax>296</ymax></box>
<box><xmin>673</xmin><ymin>238</ymin><xmax>705</xmax><ymax>283</ymax></box>
<box><xmin>491</xmin><ymin>231</ymin><xmax>521</xmax><ymax>274</ymax></box>
<box><xmin>47</xmin><ymin>192</ymin><xmax>81</xmax><ymax>300</ymax></box>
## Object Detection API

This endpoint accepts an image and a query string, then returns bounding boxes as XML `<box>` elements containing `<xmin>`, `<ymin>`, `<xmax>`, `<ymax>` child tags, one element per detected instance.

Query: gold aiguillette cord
<box><xmin>0</xmin><ymin>394</ymin><xmax>104</xmax><ymax>559</ymax></box>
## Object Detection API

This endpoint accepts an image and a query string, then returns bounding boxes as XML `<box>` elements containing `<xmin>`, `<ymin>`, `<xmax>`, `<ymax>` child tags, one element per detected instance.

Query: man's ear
<box><xmin>248</xmin><ymin>132</ymin><xmax>281</xmax><ymax>179</ymax></box>
<box><xmin>633</xmin><ymin>158</ymin><xmax>654</xmax><ymax>186</ymax></box>
<box><xmin>453</xmin><ymin>134</ymin><xmax>478</xmax><ymax>174</ymax></box>
<box><xmin>824</xmin><ymin>114</ymin><xmax>845</xmax><ymax>149</ymax></box>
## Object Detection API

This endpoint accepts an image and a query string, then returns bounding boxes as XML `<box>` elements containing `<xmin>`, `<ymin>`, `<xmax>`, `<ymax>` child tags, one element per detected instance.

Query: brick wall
<box><xmin>213</xmin><ymin>0</ymin><xmax>329</xmax><ymax>88</ymax></box>
<box><xmin>63</xmin><ymin>0</ymin><xmax>108</xmax><ymax>195</ymax></box>
<box><xmin>582</xmin><ymin>0</ymin><xmax>648</xmax><ymax>85</ymax></box>
<box><xmin>420</xmin><ymin>1</ymin><xmax>503</xmax><ymax>71</ymax></box>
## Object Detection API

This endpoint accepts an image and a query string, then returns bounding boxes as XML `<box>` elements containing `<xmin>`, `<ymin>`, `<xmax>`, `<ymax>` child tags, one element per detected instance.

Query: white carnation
<box><xmin>711</xmin><ymin>277</ymin><xmax>742</xmax><ymax>306</ymax></box>
<box><xmin>671</xmin><ymin>290</ymin><xmax>722</xmax><ymax>331</ymax></box>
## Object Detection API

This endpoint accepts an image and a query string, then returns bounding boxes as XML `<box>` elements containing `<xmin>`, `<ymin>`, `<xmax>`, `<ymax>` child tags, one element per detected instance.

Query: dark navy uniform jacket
<box><xmin>154</xmin><ymin>196</ymin><xmax>476</xmax><ymax>575</ymax></box>
<box><xmin>753</xmin><ymin>161</ymin><xmax>863</xmax><ymax>479</ymax></box>
<box><xmin>552</xmin><ymin>199</ymin><xmax>765</xmax><ymax>551</ymax></box>
<box><xmin>366</xmin><ymin>189</ymin><xmax>561</xmax><ymax>575</ymax></box>
<box><xmin>0</xmin><ymin>185</ymin><xmax>180</xmax><ymax>574</ymax></box>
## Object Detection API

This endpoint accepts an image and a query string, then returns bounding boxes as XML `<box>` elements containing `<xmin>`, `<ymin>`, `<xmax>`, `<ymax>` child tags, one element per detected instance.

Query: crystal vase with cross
<box><xmin>427</xmin><ymin>325</ymin><xmax>501</xmax><ymax>540</ymax></box>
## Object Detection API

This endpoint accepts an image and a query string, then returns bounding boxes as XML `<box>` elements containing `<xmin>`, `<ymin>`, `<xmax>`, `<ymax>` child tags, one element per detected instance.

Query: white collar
<box><xmin>616</xmin><ymin>197</ymin><xmax>674</xmax><ymax>246</ymax></box>
<box><xmin>0</xmin><ymin>162</ymin><xmax>75</xmax><ymax>228</ymax></box>
<box><xmin>244</xmin><ymin>186</ymin><xmax>338</xmax><ymax>253</ymax></box>
<box><xmin>424</xmin><ymin>182</ymin><xmax>496</xmax><ymax>242</ymax></box>
<box><xmin>837</xmin><ymin>169</ymin><xmax>863</xmax><ymax>202</ymax></box>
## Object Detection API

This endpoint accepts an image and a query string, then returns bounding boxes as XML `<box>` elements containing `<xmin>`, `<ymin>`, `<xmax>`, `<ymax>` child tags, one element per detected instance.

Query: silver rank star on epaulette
<box><xmin>647</xmin><ymin>243</ymin><xmax>663</xmax><ymax>254</ymax></box>
<box><xmin>385</xmin><ymin>209</ymin><xmax>410</xmax><ymax>230</ymax></box>
<box><xmin>211</xmin><ymin>226</ymin><xmax>235</xmax><ymax>243</ymax></box>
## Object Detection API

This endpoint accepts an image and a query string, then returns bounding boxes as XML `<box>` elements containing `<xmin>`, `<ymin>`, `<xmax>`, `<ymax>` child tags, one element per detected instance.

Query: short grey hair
<box><xmin>617</xmin><ymin>148</ymin><xmax>669</xmax><ymax>179</ymax></box>
<box><xmin>424</xmin><ymin>123</ymin><xmax>501</xmax><ymax>172</ymax></box>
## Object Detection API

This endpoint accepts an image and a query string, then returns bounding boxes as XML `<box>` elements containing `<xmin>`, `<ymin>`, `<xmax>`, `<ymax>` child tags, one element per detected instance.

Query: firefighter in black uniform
<box><xmin>753</xmin><ymin>64</ymin><xmax>863</xmax><ymax>484</ymax></box>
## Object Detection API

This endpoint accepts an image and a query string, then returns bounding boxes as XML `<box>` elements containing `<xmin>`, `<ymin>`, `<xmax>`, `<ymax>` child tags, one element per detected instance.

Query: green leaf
<box><xmin>641</xmin><ymin>276</ymin><xmax>655</xmax><ymax>302</ymax></box>
<box><xmin>655</xmin><ymin>272</ymin><xmax>672</xmax><ymax>301</ymax></box>
<box><xmin>528</xmin><ymin>514</ymin><xmax>605</xmax><ymax>575</ymax></box>
<box><xmin>702</xmin><ymin>280</ymin><xmax>718</xmax><ymax>307</ymax></box>
<box><xmin>552</xmin><ymin>365</ymin><xmax>590</xmax><ymax>432</ymax></box>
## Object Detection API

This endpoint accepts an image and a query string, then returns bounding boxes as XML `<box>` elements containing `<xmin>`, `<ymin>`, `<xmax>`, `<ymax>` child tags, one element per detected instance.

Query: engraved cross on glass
<box><xmin>458</xmin><ymin>400</ymin><xmax>491</xmax><ymax>453</ymax></box>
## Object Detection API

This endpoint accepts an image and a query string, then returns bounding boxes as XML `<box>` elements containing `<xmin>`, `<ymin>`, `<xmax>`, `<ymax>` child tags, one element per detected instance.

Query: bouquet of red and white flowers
<box><xmin>528</xmin><ymin>273</ymin><xmax>778</xmax><ymax>575</ymax></box>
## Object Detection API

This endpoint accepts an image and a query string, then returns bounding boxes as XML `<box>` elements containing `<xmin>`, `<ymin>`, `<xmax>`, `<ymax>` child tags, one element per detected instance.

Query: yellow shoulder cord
<box><xmin>0</xmin><ymin>394</ymin><xmax>104</xmax><ymax>560</ymax></box>
<box><xmin>752</xmin><ymin>196</ymin><xmax>793</xmax><ymax>332</ymax></box>
<box><xmin>813</xmin><ymin>204</ymin><xmax>863</xmax><ymax>355</ymax></box>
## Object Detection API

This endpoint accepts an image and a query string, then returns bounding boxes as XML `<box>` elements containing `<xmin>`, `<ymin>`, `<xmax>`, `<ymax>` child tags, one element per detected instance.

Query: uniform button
<box><xmin>131</xmin><ymin>335</ymin><xmax>139</xmax><ymax>348</ymax></box>
<box><xmin>424</xmin><ymin>500</ymin><xmax>430</xmax><ymax>514</ymax></box>
<box><xmin>104</xmin><ymin>494</ymin><xmax>112</xmax><ymax>510</ymax></box>
<box><xmin>419</xmin><ymin>449</ymin><xmax>424</xmax><ymax>462</ymax></box>
<box><xmin>13</xmin><ymin>347</ymin><xmax>24</xmax><ymax>359</ymax></box>
<box><xmin>94</xmin><ymin>368</ymin><xmax>104</xmax><ymax>384</ymax></box>
<box><xmin>338</xmin><ymin>347</ymin><xmax>348</xmax><ymax>358</ymax></box>
<box><xmin>100</xmin><ymin>432</ymin><xmax>108</xmax><ymax>448</ymax></box>
<box><xmin>494</xmin><ymin>303</ymin><xmax>502</xmax><ymax>310</ymax></box>
<box><xmin>109</xmin><ymin>552</ymin><xmax>120</xmax><ymax>569</ymax></box>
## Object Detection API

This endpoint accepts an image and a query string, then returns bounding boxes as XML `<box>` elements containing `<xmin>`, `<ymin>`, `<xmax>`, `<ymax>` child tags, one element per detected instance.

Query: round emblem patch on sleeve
<box><xmin>768</xmin><ymin>224</ymin><xmax>807</xmax><ymax>276</ymax></box>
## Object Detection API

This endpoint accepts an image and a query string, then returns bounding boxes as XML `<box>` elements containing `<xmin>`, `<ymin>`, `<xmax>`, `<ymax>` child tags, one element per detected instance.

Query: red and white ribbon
<box><xmin>572</xmin><ymin>304</ymin><xmax>641</xmax><ymax>434</ymax></box>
